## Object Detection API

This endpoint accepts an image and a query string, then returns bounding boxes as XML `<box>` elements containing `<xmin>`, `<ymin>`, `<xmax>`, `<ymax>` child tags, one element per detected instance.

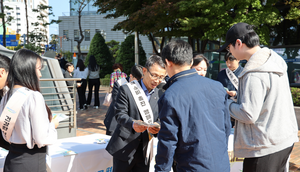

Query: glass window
<box><xmin>74</xmin><ymin>30</ymin><xmax>79</xmax><ymax>41</ymax></box>
<box><xmin>16</xmin><ymin>13</ymin><xmax>20</xmax><ymax>15</ymax></box>
<box><xmin>6</xmin><ymin>13</ymin><xmax>11</xmax><ymax>15</ymax></box>
<box><xmin>17</xmin><ymin>23</ymin><xmax>21</xmax><ymax>26</ymax></box>
<box><xmin>16</xmin><ymin>7</ymin><xmax>20</xmax><ymax>10</ymax></box>
<box><xmin>17</xmin><ymin>18</ymin><xmax>20</xmax><ymax>21</ymax></box>
<box><xmin>40</xmin><ymin>60</ymin><xmax>62</xmax><ymax>112</ymax></box>
<box><xmin>95</xmin><ymin>29</ymin><xmax>100</xmax><ymax>34</ymax></box>
<box><xmin>84</xmin><ymin>29</ymin><xmax>90</xmax><ymax>41</ymax></box>
<box><xmin>63</xmin><ymin>30</ymin><xmax>69</xmax><ymax>38</ymax></box>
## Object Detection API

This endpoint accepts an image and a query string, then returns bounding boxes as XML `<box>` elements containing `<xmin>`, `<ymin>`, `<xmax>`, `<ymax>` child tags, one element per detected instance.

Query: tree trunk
<box><xmin>197</xmin><ymin>39</ymin><xmax>200</xmax><ymax>53</ymax></box>
<box><xmin>201</xmin><ymin>39</ymin><xmax>208</xmax><ymax>54</ymax></box>
<box><xmin>1</xmin><ymin>0</ymin><xmax>6</xmax><ymax>47</ymax></box>
<box><xmin>77</xmin><ymin>4</ymin><xmax>85</xmax><ymax>59</ymax></box>
<box><xmin>149</xmin><ymin>33</ymin><xmax>159</xmax><ymax>55</ymax></box>
<box><xmin>160</xmin><ymin>36</ymin><xmax>165</xmax><ymax>55</ymax></box>
<box><xmin>24</xmin><ymin>0</ymin><xmax>28</xmax><ymax>45</ymax></box>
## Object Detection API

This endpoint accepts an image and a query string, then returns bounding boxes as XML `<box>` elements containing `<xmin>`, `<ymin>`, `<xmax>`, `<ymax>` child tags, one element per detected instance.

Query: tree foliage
<box><xmin>0</xmin><ymin>4</ymin><xmax>13</xmax><ymax>47</ymax></box>
<box><xmin>106</xmin><ymin>40</ymin><xmax>120</xmax><ymax>64</ymax></box>
<box><xmin>85</xmin><ymin>33</ymin><xmax>113</xmax><ymax>78</ymax></box>
<box><xmin>31</xmin><ymin>4</ymin><xmax>61</xmax><ymax>48</ymax></box>
<box><xmin>94</xmin><ymin>0</ymin><xmax>300</xmax><ymax>52</ymax></box>
<box><xmin>116</xmin><ymin>35</ymin><xmax>147</xmax><ymax>75</ymax></box>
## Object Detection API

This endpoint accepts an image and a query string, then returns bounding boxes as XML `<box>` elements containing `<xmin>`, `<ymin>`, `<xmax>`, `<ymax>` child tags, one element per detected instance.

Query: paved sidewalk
<box><xmin>74</xmin><ymin>86</ymin><xmax>300</xmax><ymax>172</ymax></box>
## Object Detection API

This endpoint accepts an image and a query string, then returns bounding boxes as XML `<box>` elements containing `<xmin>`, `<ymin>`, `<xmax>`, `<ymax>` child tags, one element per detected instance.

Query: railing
<box><xmin>40</xmin><ymin>78</ymin><xmax>81</xmax><ymax>130</ymax></box>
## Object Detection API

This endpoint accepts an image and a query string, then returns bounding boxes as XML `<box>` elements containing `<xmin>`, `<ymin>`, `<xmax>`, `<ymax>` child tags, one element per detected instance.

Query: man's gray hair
<box><xmin>145</xmin><ymin>55</ymin><xmax>165</xmax><ymax>69</ymax></box>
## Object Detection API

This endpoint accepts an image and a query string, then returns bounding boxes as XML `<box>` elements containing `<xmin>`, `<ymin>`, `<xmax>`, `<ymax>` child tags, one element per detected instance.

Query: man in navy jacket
<box><xmin>155</xmin><ymin>40</ymin><xmax>231</xmax><ymax>172</ymax></box>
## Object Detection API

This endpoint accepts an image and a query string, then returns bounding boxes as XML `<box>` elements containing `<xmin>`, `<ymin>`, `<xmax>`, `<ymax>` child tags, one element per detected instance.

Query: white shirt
<box><xmin>0</xmin><ymin>88</ymin><xmax>57</xmax><ymax>149</ymax></box>
<box><xmin>73</xmin><ymin>67</ymin><xmax>89</xmax><ymax>79</ymax></box>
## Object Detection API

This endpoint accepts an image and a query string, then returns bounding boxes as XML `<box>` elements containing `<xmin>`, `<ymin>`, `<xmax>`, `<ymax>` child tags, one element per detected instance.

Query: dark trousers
<box><xmin>87</xmin><ymin>78</ymin><xmax>100</xmax><ymax>106</ymax></box>
<box><xmin>243</xmin><ymin>144</ymin><xmax>294</xmax><ymax>172</ymax></box>
<box><xmin>113</xmin><ymin>143</ymin><xmax>149</xmax><ymax>172</ymax></box>
<box><xmin>4</xmin><ymin>144</ymin><xmax>47</xmax><ymax>172</ymax></box>
<box><xmin>77</xmin><ymin>79</ymin><xmax>87</xmax><ymax>109</ymax></box>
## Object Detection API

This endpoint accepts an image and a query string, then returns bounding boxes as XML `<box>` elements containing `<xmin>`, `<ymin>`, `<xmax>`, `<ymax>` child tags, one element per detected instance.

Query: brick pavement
<box><xmin>74</xmin><ymin>86</ymin><xmax>300</xmax><ymax>171</ymax></box>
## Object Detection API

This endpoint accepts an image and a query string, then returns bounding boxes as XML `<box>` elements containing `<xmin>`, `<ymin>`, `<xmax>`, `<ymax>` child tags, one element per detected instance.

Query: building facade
<box><xmin>0</xmin><ymin>0</ymin><xmax>49</xmax><ymax>46</ymax></box>
<box><xmin>58</xmin><ymin>0</ymin><xmax>153</xmax><ymax>58</ymax></box>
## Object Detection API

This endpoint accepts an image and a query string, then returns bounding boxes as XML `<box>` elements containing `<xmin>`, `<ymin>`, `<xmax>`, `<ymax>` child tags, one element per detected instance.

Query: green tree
<box><xmin>106</xmin><ymin>40</ymin><xmax>120</xmax><ymax>64</ymax></box>
<box><xmin>24</xmin><ymin>43</ymin><xmax>42</xmax><ymax>53</ymax></box>
<box><xmin>116</xmin><ymin>35</ymin><xmax>147</xmax><ymax>75</ymax></box>
<box><xmin>31</xmin><ymin>4</ymin><xmax>61</xmax><ymax>49</ymax></box>
<box><xmin>0</xmin><ymin>3</ymin><xmax>13</xmax><ymax>47</ymax></box>
<box><xmin>85</xmin><ymin>33</ymin><xmax>112</xmax><ymax>78</ymax></box>
<box><xmin>94</xmin><ymin>0</ymin><xmax>300</xmax><ymax>53</ymax></box>
<box><xmin>70</xmin><ymin>0</ymin><xmax>92</xmax><ymax>59</ymax></box>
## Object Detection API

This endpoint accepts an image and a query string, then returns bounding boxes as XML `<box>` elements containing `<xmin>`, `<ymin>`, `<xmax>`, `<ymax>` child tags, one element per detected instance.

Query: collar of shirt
<box><xmin>141</xmin><ymin>79</ymin><xmax>154</xmax><ymax>101</ymax></box>
<box><xmin>164</xmin><ymin>69</ymin><xmax>198</xmax><ymax>90</ymax></box>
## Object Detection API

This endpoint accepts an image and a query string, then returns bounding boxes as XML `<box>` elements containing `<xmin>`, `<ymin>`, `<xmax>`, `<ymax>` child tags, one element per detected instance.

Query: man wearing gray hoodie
<box><xmin>218</xmin><ymin>22</ymin><xmax>298</xmax><ymax>172</ymax></box>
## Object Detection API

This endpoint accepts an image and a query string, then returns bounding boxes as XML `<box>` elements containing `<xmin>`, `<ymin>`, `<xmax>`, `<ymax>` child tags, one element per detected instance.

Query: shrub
<box><xmin>291</xmin><ymin>87</ymin><xmax>300</xmax><ymax>106</ymax></box>
<box><xmin>100</xmin><ymin>78</ymin><xmax>110</xmax><ymax>86</ymax></box>
<box><xmin>85</xmin><ymin>33</ymin><xmax>113</xmax><ymax>78</ymax></box>
<box><xmin>115</xmin><ymin>34</ymin><xmax>147</xmax><ymax>75</ymax></box>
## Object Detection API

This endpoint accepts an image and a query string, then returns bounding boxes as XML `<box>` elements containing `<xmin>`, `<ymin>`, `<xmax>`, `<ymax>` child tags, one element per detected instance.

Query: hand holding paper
<box><xmin>133</xmin><ymin>120</ymin><xmax>148</xmax><ymax>133</ymax></box>
<box><xmin>148</xmin><ymin>122</ymin><xmax>160</xmax><ymax>134</ymax></box>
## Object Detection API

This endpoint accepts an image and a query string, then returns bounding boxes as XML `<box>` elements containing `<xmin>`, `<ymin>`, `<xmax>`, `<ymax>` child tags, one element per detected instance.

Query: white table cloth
<box><xmin>0</xmin><ymin>134</ymin><xmax>113</xmax><ymax>172</ymax></box>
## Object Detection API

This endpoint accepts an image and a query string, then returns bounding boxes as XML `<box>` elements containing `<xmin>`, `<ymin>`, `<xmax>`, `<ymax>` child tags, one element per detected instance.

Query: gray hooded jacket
<box><xmin>229</xmin><ymin>47</ymin><xmax>298</xmax><ymax>158</ymax></box>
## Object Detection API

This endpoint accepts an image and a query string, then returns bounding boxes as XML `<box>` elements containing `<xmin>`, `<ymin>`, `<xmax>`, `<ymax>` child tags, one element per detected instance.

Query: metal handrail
<box><xmin>40</xmin><ymin>78</ymin><xmax>81</xmax><ymax>129</ymax></box>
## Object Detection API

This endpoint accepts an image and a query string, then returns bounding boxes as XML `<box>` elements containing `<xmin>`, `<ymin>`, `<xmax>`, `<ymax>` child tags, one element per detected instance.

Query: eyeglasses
<box><xmin>147</xmin><ymin>68</ymin><xmax>165</xmax><ymax>80</ymax></box>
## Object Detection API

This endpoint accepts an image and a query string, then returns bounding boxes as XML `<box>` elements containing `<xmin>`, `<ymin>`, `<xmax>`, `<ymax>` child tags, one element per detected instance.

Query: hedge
<box><xmin>100</xmin><ymin>78</ymin><xmax>110</xmax><ymax>86</ymax></box>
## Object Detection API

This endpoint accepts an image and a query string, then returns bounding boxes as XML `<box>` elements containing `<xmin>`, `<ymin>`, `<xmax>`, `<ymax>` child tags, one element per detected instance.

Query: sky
<box><xmin>48</xmin><ymin>0</ymin><xmax>70</xmax><ymax>38</ymax></box>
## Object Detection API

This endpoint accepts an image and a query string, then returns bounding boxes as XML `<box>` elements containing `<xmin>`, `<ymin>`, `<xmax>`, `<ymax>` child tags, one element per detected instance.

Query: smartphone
<box><xmin>224</xmin><ymin>87</ymin><xmax>229</xmax><ymax>91</ymax></box>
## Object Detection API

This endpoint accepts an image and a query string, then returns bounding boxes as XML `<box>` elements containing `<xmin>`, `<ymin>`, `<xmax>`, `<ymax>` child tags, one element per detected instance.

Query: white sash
<box><xmin>126</xmin><ymin>80</ymin><xmax>154</xmax><ymax>165</ymax></box>
<box><xmin>0</xmin><ymin>87</ymin><xmax>33</xmax><ymax>142</ymax></box>
<box><xmin>225</xmin><ymin>68</ymin><xmax>239</xmax><ymax>90</ymax></box>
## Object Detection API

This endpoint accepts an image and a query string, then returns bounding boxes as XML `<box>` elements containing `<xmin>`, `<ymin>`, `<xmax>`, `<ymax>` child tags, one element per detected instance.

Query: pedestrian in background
<box><xmin>87</xmin><ymin>55</ymin><xmax>100</xmax><ymax>109</ymax></box>
<box><xmin>63</xmin><ymin>62</ymin><xmax>75</xmax><ymax>98</ymax></box>
<box><xmin>110</xmin><ymin>63</ymin><xmax>127</xmax><ymax>88</ymax></box>
<box><xmin>73</xmin><ymin>59</ymin><xmax>88</xmax><ymax>110</ymax></box>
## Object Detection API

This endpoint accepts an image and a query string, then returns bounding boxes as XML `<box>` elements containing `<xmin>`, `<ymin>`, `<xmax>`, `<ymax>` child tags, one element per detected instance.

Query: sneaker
<box><xmin>94</xmin><ymin>106</ymin><xmax>99</xmax><ymax>109</ymax></box>
<box><xmin>80</xmin><ymin>108</ymin><xmax>84</xmax><ymax>111</ymax></box>
<box><xmin>84</xmin><ymin>104</ymin><xmax>88</xmax><ymax>109</ymax></box>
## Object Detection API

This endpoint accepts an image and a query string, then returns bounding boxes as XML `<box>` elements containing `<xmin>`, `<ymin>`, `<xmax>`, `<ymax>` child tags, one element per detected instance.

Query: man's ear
<box><xmin>236</xmin><ymin>39</ymin><xmax>243</xmax><ymax>47</ymax></box>
<box><xmin>165</xmin><ymin>59</ymin><xmax>171</xmax><ymax>67</ymax></box>
<box><xmin>0</xmin><ymin>68</ymin><xmax>4</xmax><ymax>78</ymax></box>
<box><xmin>142</xmin><ymin>67</ymin><xmax>147</xmax><ymax>76</ymax></box>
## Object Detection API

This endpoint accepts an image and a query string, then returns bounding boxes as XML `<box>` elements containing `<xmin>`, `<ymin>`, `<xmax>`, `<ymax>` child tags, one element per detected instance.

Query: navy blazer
<box><xmin>217</xmin><ymin>65</ymin><xmax>243</xmax><ymax>99</ymax></box>
<box><xmin>106</xmin><ymin>80</ymin><xmax>160</xmax><ymax>162</ymax></box>
<box><xmin>155</xmin><ymin>69</ymin><xmax>231</xmax><ymax>172</ymax></box>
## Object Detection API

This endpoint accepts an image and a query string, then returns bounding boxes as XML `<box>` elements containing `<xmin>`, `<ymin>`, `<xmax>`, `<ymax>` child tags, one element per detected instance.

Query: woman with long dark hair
<box><xmin>191</xmin><ymin>54</ymin><xmax>209</xmax><ymax>77</ymax></box>
<box><xmin>73</xmin><ymin>58</ymin><xmax>89</xmax><ymax>110</ymax></box>
<box><xmin>0</xmin><ymin>49</ymin><xmax>58</xmax><ymax>172</ymax></box>
<box><xmin>87</xmin><ymin>55</ymin><xmax>100</xmax><ymax>109</ymax></box>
